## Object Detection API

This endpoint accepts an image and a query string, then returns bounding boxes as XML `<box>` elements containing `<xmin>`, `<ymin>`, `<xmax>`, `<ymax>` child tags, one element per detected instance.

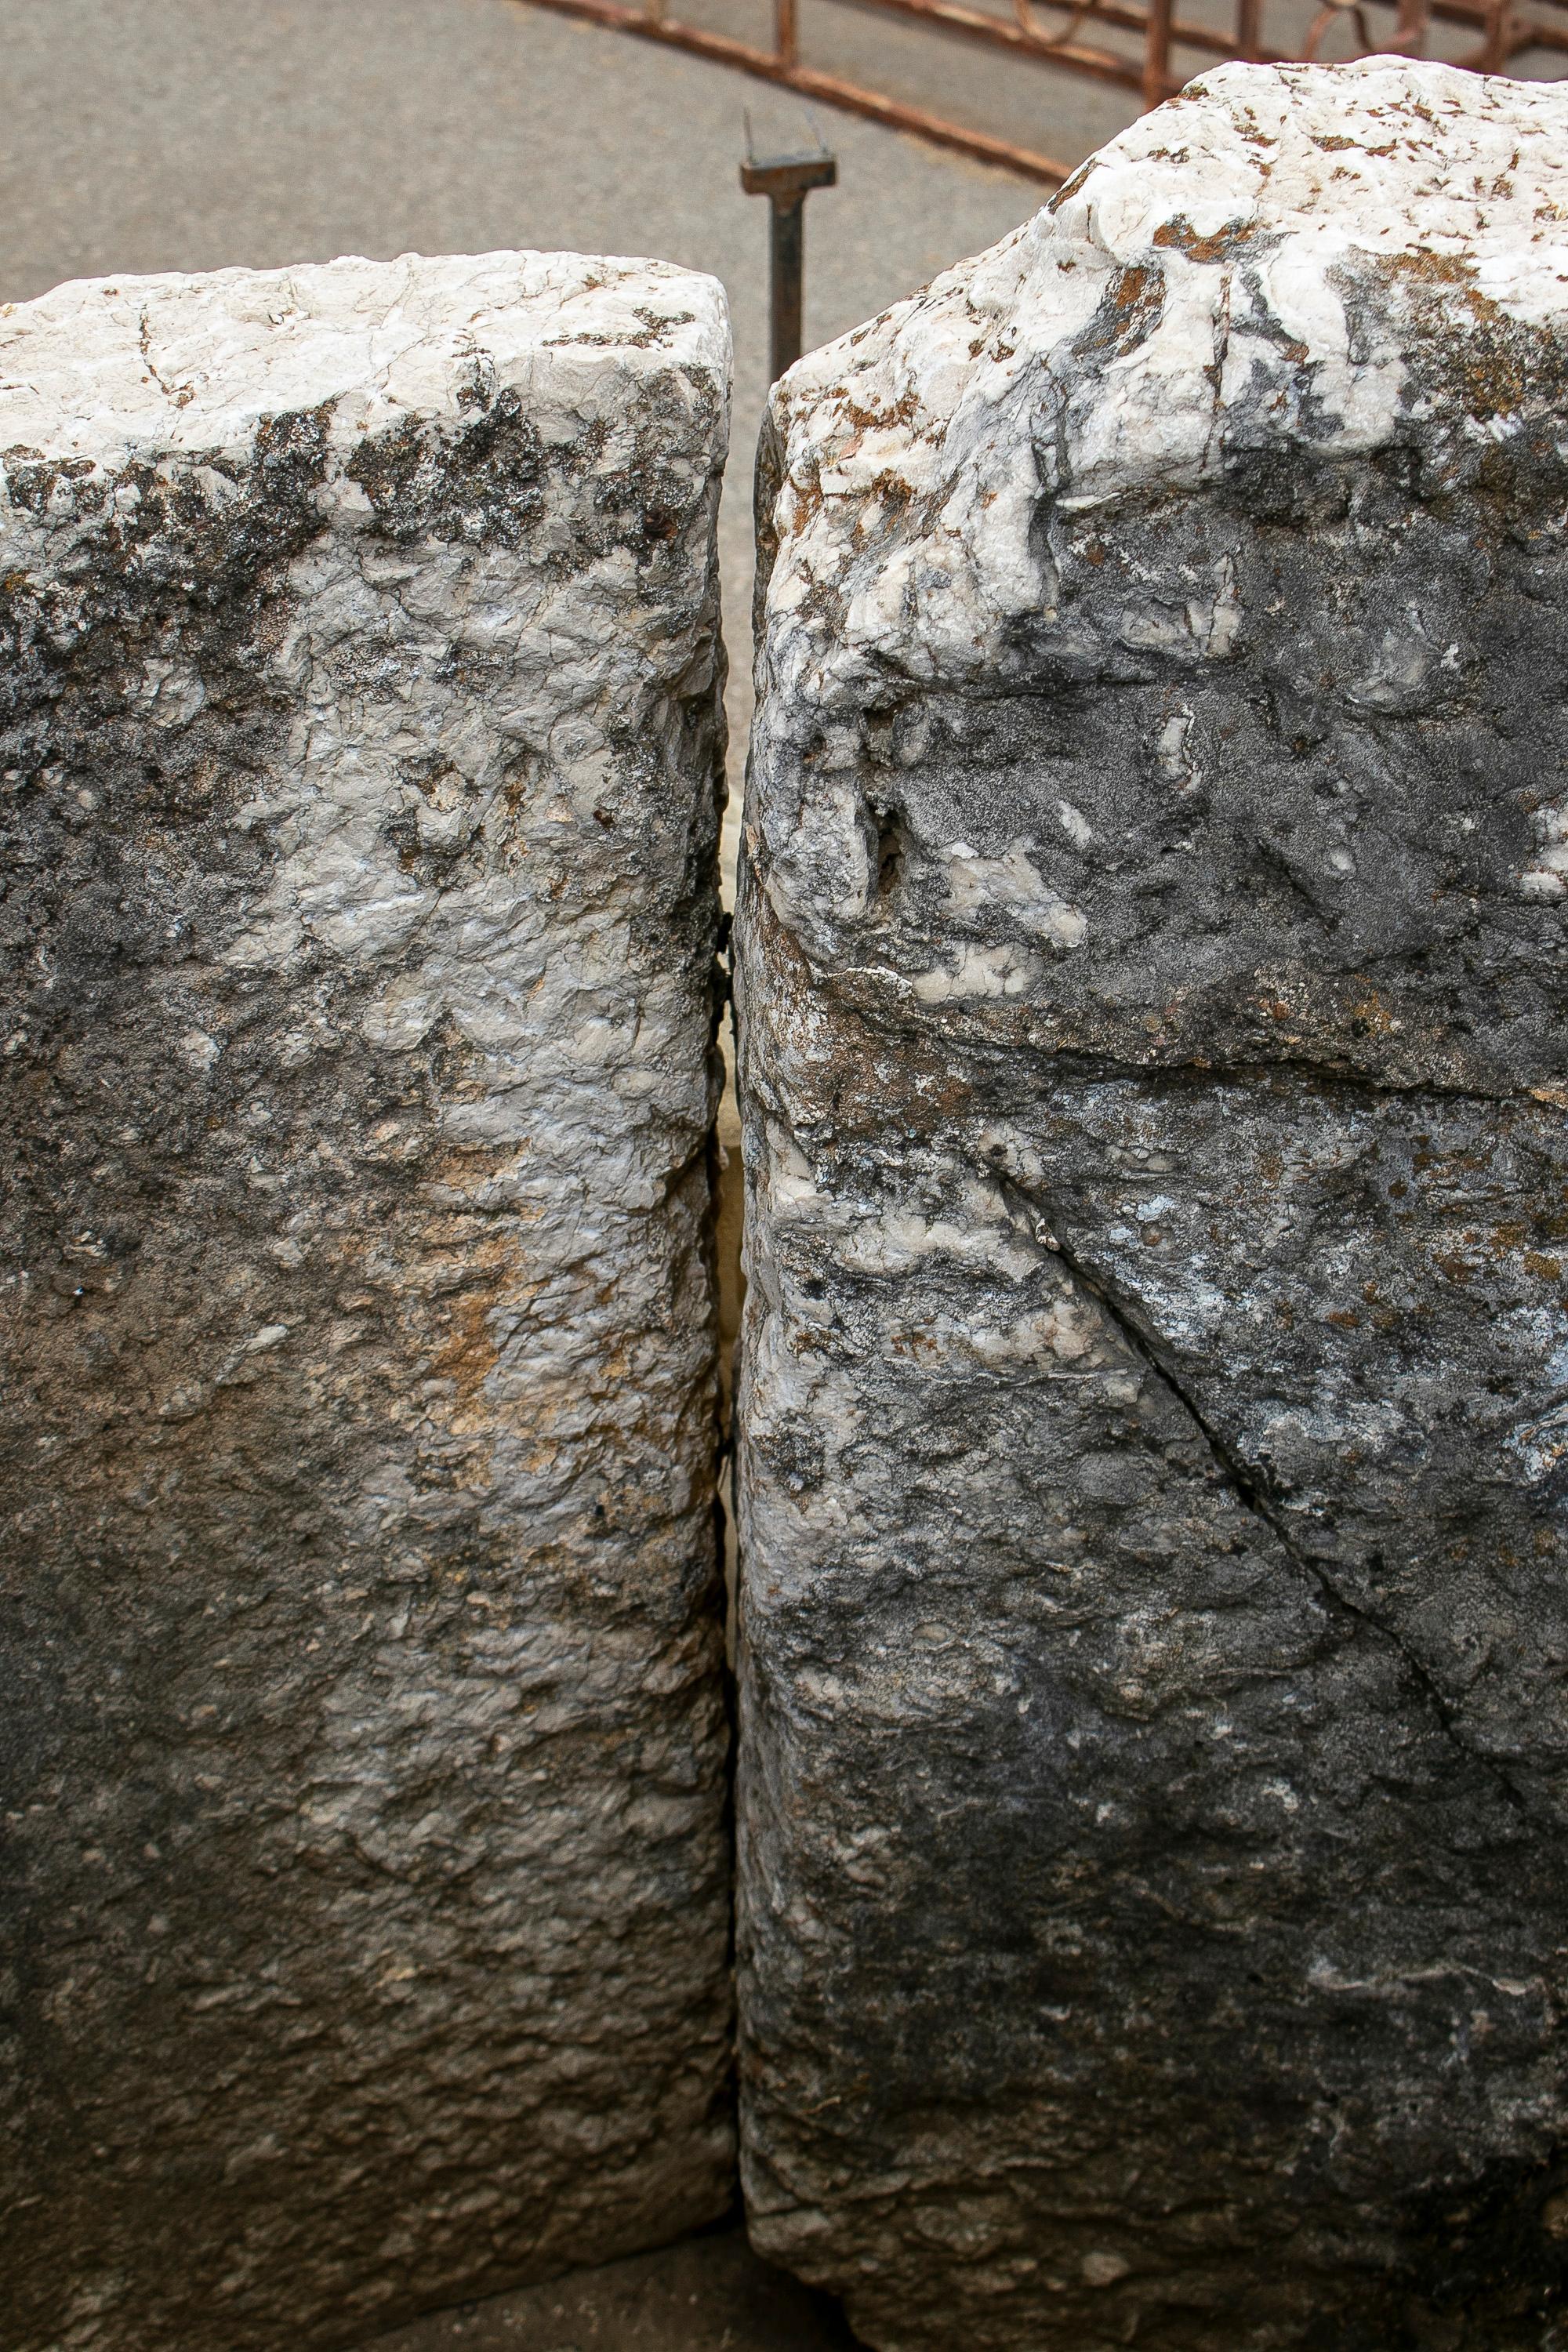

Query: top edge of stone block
<box><xmin>762</xmin><ymin>60</ymin><xmax>1568</xmax><ymax>696</ymax></box>
<box><xmin>0</xmin><ymin>248</ymin><xmax>730</xmax><ymax>464</ymax></box>
<box><xmin>1060</xmin><ymin>56</ymin><xmax>1568</xmax><ymax>264</ymax></box>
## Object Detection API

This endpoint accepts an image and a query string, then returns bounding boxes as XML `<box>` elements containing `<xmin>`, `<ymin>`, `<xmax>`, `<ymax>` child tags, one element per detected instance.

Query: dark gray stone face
<box><xmin>0</xmin><ymin>253</ymin><xmax>733</xmax><ymax>2351</ymax></box>
<box><xmin>735</xmin><ymin>62</ymin><xmax>1568</xmax><ymax>2351</ymax></box>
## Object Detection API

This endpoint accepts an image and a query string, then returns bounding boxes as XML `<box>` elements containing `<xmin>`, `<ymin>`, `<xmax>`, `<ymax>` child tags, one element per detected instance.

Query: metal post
<box><xmin>1142</xmin><ymin>0</ymin><xmax>1174</xmax><ymax>106</ymax></box>
<box><xmin>775</xmin><ymin>0</ymin><xmax>799</xmax><ymax>66</ymax></box>
<box><xmin>741</xmin><ymin>135</ymin><xmax>838</xmax><ymax>382</ymax></box>
<box><xmin>769</xmin><ymin>194</ymin><xmax>808</xmax><ymax>382</ymax></box>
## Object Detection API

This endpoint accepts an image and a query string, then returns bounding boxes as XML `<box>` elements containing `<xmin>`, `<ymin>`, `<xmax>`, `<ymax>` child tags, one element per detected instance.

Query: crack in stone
<box><xmin>795</xmin><ymin>960</ymin><xmax>1556</xmax><ymax>1112</ymax></box>
<box><xmin>994</xmin><ymin>1162</ymin><xmax>1534</xmax><ymax>1821</ymax></box>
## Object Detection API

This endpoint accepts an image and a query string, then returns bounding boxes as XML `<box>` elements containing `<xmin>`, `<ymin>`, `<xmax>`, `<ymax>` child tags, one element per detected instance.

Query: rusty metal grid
<box><xmin>507</xmin><ymin>0</ymin><xmax>1568</xmax><ymax>183</ymax></box>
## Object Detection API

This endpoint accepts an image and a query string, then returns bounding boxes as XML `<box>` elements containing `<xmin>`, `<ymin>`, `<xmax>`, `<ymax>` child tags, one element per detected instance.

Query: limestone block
<box><xmin>735</xmin><ymin>62</ymin><xmax>1568</xmax><ymax>2350</ymax></box>
<box><xmin>0</xmin><ymin>251</ymin><xmax>731</xmax><ymax>2350</ymax></box>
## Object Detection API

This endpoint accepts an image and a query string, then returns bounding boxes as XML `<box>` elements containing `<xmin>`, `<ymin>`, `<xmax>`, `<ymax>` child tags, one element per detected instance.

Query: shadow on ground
<box><xmin>361</xmin><ymin>2225</ymin><xmax>865</xmax><ymax>2351</ymax></box>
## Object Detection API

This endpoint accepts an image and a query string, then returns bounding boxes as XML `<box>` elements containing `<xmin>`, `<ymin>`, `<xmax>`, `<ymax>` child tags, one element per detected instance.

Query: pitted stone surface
<box><xmin>0</xmin><ymin>251</ymin><xmax>732</xmax><ymax>2352</ymax></box>
<box><xmin>735</xmin><ymin>62</ymin><xmax>1568</xmax><ymax>2352</ymax></box>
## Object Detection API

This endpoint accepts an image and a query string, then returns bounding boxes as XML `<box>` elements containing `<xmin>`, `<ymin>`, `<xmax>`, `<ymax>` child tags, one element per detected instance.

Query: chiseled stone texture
<box><xmin>736</xmin><ymin>61</ymin><xmax>1568</xmax><ymax>2352</ymax></box>
<box><xmin>0</xmin><ymin>251</ymin><xmax>731</xmax><ymax>2350</ymax></box>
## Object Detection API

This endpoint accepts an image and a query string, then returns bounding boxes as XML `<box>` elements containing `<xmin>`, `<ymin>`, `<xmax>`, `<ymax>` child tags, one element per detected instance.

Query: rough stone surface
<box><xmin>735</xmin><ymin>62</ymin><xmax>1568</xmax><ymax>2352</ymax></box>
<box><xmin>0</xmin><ymin>250</ymin><xmax>732</xmax><ymax>2352</ymax></box>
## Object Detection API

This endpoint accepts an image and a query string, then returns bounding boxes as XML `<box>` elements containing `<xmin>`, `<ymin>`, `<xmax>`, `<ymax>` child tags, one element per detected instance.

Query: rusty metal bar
<box><xmin>833</xmin><ymin>0</ymin><xmax>1145</xmax><ymax>76</ymax></box>
<box><xmin>837</xmin><ymin>0</ymin><xmax>1220</xmax><ymax>73</ymax></box>
<box><xmin>1143</xmin><ymin>0</ymin><xmax>1174</xmax><ymax>101</ymax></box>
<box><xmin>511</xmin><ymin>0</ymin><xmax>1078</xmax><ymax>180</ymax></box>
<box><xmin>814</xmin><ymin>0</ymin><xmax>1566</xmax><ymax>72</ymax></box>
<box><xmin>509</xmin><ymin>0</ymin><xmax>1568</xmax><ymax>191</ymax></box>
<box><xmin>742</xmin><ymin>138</ymin><xmax>839</xmax><ymax>379</ymax></box>
<box><xmin>1417</xmin><ymin>0</ymin><xmax>1566</xmax><ymax>20</ymax></box>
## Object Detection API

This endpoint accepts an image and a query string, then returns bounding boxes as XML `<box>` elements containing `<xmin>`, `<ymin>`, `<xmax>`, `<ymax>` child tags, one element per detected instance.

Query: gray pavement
<box><xmin>0</xmin><ymin>0</ymin><xmax>1107</xmax><ymax>361</ymax></box>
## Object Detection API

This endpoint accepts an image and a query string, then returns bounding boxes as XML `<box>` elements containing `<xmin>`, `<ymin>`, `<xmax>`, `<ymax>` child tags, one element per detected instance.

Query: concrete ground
<box><xmin>363</xmin><ymin>2227</ymin><xmax>863</xmax><ymax>2351</ymax></box>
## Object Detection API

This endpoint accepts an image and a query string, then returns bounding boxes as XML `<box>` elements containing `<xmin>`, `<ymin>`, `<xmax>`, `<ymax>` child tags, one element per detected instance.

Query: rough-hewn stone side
<box><xmin>735</xmin><ymin>63</ymin><xmax>1568</xmax><ymax>2350</ymax></box>
<box><xmin>0</xmin><ymin>251</ymin><xmax>732</xmax><ymax>2351</ymax></box>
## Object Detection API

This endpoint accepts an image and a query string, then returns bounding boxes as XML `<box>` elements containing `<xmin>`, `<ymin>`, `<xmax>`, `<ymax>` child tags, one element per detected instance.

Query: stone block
<box><xmin>735</xmin><ymin>62</ymin><xmax>1568</xmax><ymax>2350</ymax></box>
<box><xmin>1</xmin><ymin>250</ymin><xmax>731</xmax><ymax>2350</ymax></box>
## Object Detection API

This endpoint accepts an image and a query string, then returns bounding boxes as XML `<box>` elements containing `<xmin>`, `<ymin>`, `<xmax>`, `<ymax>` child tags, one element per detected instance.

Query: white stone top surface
<box><xmin>761</xmin><ymin>61</ymin><xmax>1568</xmax><ymax>702</ymax></box>
<box><xmin>0</xmin><ymin>248</ymin><xmax>728</xmax><ymax>461</ymax></box>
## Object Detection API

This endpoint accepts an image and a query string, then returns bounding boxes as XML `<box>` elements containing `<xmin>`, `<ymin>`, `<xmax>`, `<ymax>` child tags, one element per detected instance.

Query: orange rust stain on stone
<box><xmin>428</xmin><ymin>1231</ymin><xmax>527</xmax><ymax>1428</ymax></box>
<box><xmin>1152</xmin><ymin>216</ymin><xmax>1261</xmax><ymax>263</ymax></box>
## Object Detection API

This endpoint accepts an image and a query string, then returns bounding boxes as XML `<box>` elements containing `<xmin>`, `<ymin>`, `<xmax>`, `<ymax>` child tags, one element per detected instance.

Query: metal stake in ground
<box><xmin>741</xmin><ymin>122</ymin><xmax>837</xmax><ymax>382</ymax></box>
